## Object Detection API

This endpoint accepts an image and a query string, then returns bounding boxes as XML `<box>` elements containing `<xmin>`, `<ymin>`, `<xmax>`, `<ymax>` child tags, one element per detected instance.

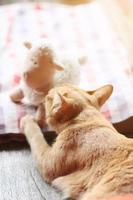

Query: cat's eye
<box><xmin>63</xmin><ymin>92</ymin><xmax>68</xmax><ymax>97</ymax></box>
<box><xmin>87</xmin><ymin>98</ymin><xmax>92</xmax><ymax>104</ymax></box>
<box><xmin>46</xmin><ymin>96</ymin><xmax>53</xmax><ymax>109</ymax></box>
<box><xmin>47</xmin><ymin>96</ymin><xmax>53</xmax><ymax>101</ymax></box>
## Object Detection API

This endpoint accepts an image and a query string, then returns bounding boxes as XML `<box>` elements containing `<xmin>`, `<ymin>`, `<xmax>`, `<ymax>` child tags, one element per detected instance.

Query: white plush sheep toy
<box><xmin>10</xmin><ymin>41</ymin><xmax>81</xmax><ymax>126</ymax></box>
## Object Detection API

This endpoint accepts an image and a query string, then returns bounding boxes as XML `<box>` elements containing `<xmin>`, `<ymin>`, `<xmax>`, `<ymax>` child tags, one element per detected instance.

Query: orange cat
<box><xmin>21</xmin><ymin>84</ymin><xmax>133</xmax><ymax>200</ymax></box>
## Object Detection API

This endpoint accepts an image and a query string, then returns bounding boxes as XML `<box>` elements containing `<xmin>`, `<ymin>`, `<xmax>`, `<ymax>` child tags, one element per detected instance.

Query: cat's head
<box><xmin>44</xmin><ymin>84</ymin><xmax>113</xmax><ymax>131</ymax></box>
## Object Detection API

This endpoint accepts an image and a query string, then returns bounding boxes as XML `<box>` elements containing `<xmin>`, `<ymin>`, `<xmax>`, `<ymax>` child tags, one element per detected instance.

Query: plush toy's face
<box><xmin>44</xmin><ymin>84</ymin><xmax>113</xmax><ymax>129</ymax></box>
<box><xmin>23</xmin><ymin>42</ymin><xmax>63</xmax><ymax>90</ymax></box>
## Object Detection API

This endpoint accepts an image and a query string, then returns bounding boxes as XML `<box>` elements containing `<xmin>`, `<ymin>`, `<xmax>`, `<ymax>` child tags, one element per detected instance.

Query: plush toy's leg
<box><xmin>35</xmin><ymin>104</ymin><xmax>46</xmax><ymax>128</ymax></box>
<box><xmin>10</xmin><ymin>87</ymin><xmax>24</xmax><ymax>103</ymax></box>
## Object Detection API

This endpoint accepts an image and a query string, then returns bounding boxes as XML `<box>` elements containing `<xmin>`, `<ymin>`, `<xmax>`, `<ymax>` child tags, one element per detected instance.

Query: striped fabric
<box><xmin>0</xmin><ymin>2</ymin><xmax>133</xmax><ymax>138</ymax></box>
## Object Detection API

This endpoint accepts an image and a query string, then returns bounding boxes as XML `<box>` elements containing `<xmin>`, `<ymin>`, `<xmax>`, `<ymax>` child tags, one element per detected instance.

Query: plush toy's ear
<box><xmin>87</xmin><ymin>84</ymin><xmax>113</xmax><ymax>107</ymax></box>
<box><xmin>53</xmin><ymin>60</ymin><xmax>64</xmax><ymax>71</ymax></box>
<box><xmin>24</xmin><ymin>41</ymin><xmax>32</xmax><ymax>49</ymax></box>
<box><xmin>55</xmin><ymin>64</ymin><xmax>64</xmax><ymax>71</ymax></box>
<box><xmin>51</xmin><ymin>92</ymin><xmax>82</xmax><ymax>122</ymax></box>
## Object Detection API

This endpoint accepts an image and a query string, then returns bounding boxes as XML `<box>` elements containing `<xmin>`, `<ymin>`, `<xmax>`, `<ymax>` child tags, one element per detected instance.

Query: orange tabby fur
<box><xmin>21</xmin><ymin>84</ymin><xmax>133</xmax><ymax>200</ymax></box>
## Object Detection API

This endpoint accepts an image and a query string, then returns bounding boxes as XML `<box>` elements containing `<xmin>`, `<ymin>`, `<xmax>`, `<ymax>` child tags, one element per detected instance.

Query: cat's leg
<box><xmin>21</xmin><ymin>115</ymin><xmax>81</xmax><ymax>185</ymax></box>
<box><xmin>21</xmin><ymin>115</ymin><xmax>51</xmax><ymax>175</ymax></box>
<box><xmin>52</xmin><ymin>170</ymin><xmax>88</xmax><ymax>200</ymax></box>
<box><xmin>21</xmin><ymin>115</ymin><xmax>66</xmax><ymax>183</ymax></box>
<box><xmin>21</xmin><ymin>115</ymin><xmax>63</xmax><ymax>183</ymax></box>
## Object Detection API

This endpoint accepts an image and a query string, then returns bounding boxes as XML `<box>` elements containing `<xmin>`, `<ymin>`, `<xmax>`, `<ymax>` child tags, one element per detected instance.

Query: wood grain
<box><xmin>0</xmin><ymin>150</ymin><xmax>61</xmax><ymax>200</ymax></box>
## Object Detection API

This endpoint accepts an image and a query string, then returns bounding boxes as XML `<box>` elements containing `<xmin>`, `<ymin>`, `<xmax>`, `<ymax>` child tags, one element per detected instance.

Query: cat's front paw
<box><xmin>20</xmin><ymin>115</ymin><xmax>35</xmax><ymax>132</ymax></box>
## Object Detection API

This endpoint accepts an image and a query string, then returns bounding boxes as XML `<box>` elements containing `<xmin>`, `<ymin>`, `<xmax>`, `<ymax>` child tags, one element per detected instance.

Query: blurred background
<box><xmin>1</xmin><ymin>0</ymin><xmax>133</xmax><ymax>136</ymax></box>
<box><xmin>0</xmin><ymin>0</ymin><xmax>91</xmax><ymax>5</ymax></box>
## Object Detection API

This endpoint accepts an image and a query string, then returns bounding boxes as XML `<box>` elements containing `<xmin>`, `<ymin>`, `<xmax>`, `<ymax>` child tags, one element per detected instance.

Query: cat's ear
<box><xmin>51</xmin><ymin>92</ymin><xmax>82</xmax><ymax>122</ymax></box>
<box><xmin>24</xmin><ymin>41</ymin><xmax>32</xmax><ymax>49</ymax></box>
<box><xmin>87</xmin><ymin>85</ymin><xmax>113</xmax><ymax>107</ymax></box>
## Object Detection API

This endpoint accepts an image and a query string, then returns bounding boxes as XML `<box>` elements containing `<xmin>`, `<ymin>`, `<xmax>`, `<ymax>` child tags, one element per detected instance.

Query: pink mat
<box><xmin>0</xmin><ymin>2</ymin><xmax>133</xmax><ymax>141</ymax></box>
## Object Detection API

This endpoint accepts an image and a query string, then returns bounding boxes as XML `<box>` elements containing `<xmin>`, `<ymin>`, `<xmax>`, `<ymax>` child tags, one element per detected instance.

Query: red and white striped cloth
<box><xmin>0</xmin><ymin>2</ymin><xmax>133</xmax><ymax>138</ymax></box>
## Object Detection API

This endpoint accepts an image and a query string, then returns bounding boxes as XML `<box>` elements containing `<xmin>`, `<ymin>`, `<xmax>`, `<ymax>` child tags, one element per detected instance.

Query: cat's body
<box><xmin>52</xmin><ymin>123</ymin><xmax>133</xmax><ymax>200</ymax></box>
<box><xmin>21</xmin><ymin>84</ymin><xmax>133</xmax><ymax>200</ymax></box>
